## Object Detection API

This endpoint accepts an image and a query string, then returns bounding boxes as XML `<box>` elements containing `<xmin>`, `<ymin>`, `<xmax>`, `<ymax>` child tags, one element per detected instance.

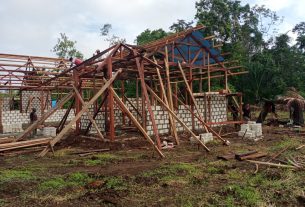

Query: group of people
<box><xmin>236</xmin><ymin>97</ymin><xmax>304</xmax><ymax>127</ymax></box>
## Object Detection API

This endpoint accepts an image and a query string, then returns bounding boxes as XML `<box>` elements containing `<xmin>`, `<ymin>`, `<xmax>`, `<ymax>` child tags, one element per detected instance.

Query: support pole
<box><xmin>146</xmin><ymin>85</ymin><xmax>210</xmax><ymax>152</ymax></box>
<box><xmin>155</xmin><ymin>67</ymin><xmax>179</xmax><ymax>145</ymax></box>
<box><xmin>109</xmin><ymin>87</ymin><xmax>164</xmax><ymax>158</ymax></box>
<box><xmin>178</xmin><ymin>62</ymin><xmax>208</xmax><ymax>132</ymax></box>
<box><xmin>135</xmin><ymin>54</ymin><xmax>161</xmax><ymax>149</ymax></box>
<box><xmin>38</xmin><ymin>69</ymin><xmax>122</xmax><ymax>157</ymax></box>
<box><xmin>16</xmin><ymin>91</ymin><xmax>75</xmax><ymax>141</ymax></box>
<box><xmin>107</xmin><ymin>58</ymin><xmax>115</xmax><ymax>141</ymax></box>
<box><xmin>72</xmin><ymin>85</ymin><xmax>105</xmax><ymax>141</ymax></box>
<box><xmin>73</xmin><ymin>70</ymin><xmax>82</xmax><ymax>134</ymax></box>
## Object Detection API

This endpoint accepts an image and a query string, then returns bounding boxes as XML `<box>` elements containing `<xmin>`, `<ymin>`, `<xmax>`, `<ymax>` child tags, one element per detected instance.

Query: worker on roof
<box><xmin>69</xmin><ymin>57</ymin><xmax>83</xmax><ymax>67</ymax></box>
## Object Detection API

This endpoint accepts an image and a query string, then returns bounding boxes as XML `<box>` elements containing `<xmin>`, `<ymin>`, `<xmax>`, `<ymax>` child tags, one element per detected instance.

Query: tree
<box><xmin>169</xmin><ymin>19</ymin><xmax>193</xmax><ymax>33</ymax></box>
<box><xmin>135</xmin><ymin>29</ymin><xmax>168</xmax><ymax>45</ymax></box>
<box><xmin>293</xmin><ymin>22</ymin><xmax>305</xmax><ymax>51</ymax></box>
<box><xmin>52</xmin><ymin>33</ymin><xmax>84</xmax><ymax>59</ymax></box>
<box><xmin>100</xmin><ymin>23</ymin><xmax>126</xmax><ymax>46</ymax></box>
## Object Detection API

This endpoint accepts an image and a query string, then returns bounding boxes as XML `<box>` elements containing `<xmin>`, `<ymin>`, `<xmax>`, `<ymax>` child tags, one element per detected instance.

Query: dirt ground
<box><xmin>0</xmin><ymin>125</ymin><xmax>304</xmax><ymax>207</ymax></box>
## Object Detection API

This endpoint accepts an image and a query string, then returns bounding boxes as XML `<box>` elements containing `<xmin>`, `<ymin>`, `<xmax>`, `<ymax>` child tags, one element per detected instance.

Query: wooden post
<box><xmin>136</xmin><ymin>57</ymin><xmax>161</xmax><ymax>149</ymax></box>
<box><xmin>207</xmin><ymin>53</ymin><xmax>211</xmax><ymax>92</ymax></box>
<box><xmin>136</xmin><ymin>78</ymin><xmax>139</xmax><ymax>121</ymax></box>
<box><xmin>73</xmin><ymin>70</ymin><xmax>82</xmax><ymax>134</ymax></box>
<box><xmin>163</xmin><ymin>49</ymin><xmax>179</xmax><ymax>145</ymax></box>
<box><xmin>121</xmin><ymin>80</ymin><xmax>126</xmax><ymax>125</ymax></box>
<box><xmin>110</xmin><ymin>87</ymin><xmax>164</xmax><ymax>158</ymax></box>
<box><xmin>16</xmin><ymin>91</ymin><xmax>75</xmax><ymax>141</ymax></box>
<box><xmin>72</xmin><ymin>85</ymin><xmax>105</xmax><ymax>141</ymax></box>
<box><xmin>178</xmin><ymin>62</ymin><xmax>208</xmax><ymax>133</ymax></box>
<box><xmin>155</xmin><ymin>67</ymin><xmax>179</xmax><ymax>145</ymax></box>
<box><xmin>38</xmin><ymin>69</ymin><xmax>122</xmax><ymax>157</ymax></box>
<box><xmin>146</xmin><ymin>85</ymin><xmax>210</xmax><ymax>152</ymax></box>
<box><xmin>107</xmin><ymin>58</ymin><xmax>115</xmax><ymax>141</ymax></box>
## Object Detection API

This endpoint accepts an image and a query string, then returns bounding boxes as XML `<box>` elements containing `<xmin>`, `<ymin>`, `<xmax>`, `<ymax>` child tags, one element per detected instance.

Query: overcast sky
<box><xmin>0</xmin><ymin>0</ymin><xmax>304</xmax><ymax>58</ymax></box>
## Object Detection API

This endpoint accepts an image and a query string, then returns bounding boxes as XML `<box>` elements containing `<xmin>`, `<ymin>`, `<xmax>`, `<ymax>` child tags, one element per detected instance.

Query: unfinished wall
<box><xmin>0</xmin><ymin>94</ymin><xmax>75</xmax><ymax>133</ymax></box>
<box><xmin>80</xmin><ymin>104</ymin><xmax>122</xmax><ymax>133</ymax></box>
<box><xmin>146</xmin><ymin>94</ymin><xmax>227</xmax><ymax>136</ymax></box>
<box><xmin>82</xmin><ymin>93</ymin><xmax>227</xmax><ymax>136</ymax></box>
<box><xmin>21</xmin><ymin>91</ymin><xmax>51</xmax><ymax>114</ymax></box>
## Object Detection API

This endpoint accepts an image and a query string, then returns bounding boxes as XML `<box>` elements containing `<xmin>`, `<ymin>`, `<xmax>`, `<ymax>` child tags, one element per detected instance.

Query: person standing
<box><xmin>242</xmin><ymin>103</ymin><xmax>251</xmax><ymax>121</ymax></box>
<box><xmin>287</xmin><ymin>98</ymin><xmax>304</xmax><ymax>126</ymax></box>
<box><xmin>29</xmin><ymin>108</ymin><xmax>38</xmax><ymax>137</ymax></box>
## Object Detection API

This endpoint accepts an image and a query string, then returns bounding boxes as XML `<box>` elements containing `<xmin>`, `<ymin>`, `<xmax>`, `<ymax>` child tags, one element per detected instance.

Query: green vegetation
<box><xmin>0</xmin><ymin>169</ymin><xmax>35</xmax><ymax>183</ymax></box>
<box><xmin>133</xmin><ymin>0</ymin><xmax>305</xmax><ymax>102</ymax></box>
<box><xmin>104</xmin><ymin>176</ymin><xmax>128</xmax><ymax>191</ymax></box>
<box><xmin>142</xmin><ymin>163</ymin><xmax>199</xmax><ymax>183</ymax></box>
<box><xmin>0</xmin><ymin>199</ymin><xmax>6</xmax><ymax>207</ymax></box>
<box><xmin>39</xmin><ymin>172</ymin><xmax>92</xmax><ymax>192</ymax></box>
<box><xmin>84</xmin><ymin>153</ymin><xmax>119</xmax><ymax>166</ymax></box>
<box><xmin>223</xmin><ymin>184</ymin><xmax>261</xmax><ymax>206</ymax></box>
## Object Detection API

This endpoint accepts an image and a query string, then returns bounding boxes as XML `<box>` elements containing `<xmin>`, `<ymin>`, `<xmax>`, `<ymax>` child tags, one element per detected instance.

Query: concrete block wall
<box><xmin>80</xmin><ymin>103</ymin><xmax>122</xmax><ymax>134</ymax></box>
<box><xmin>21</xmin><ymin>91</ymin><xmax>51</xmax><ymax>115</ymax></box>
<box><xmin>0</xmin><ymin>109</ymin><xmax>75</xmax><ymax>133</ymax></box>
<box><xmin>146</xmin><ymin>94</ymin><xmax>227</xmax><ymax>136</ymax></box>
<box><xmin>125</xmin><ymin>98</ymin><xmax>143</xmax><ymax>123</ymax></box>
<box><xmin>0</xmin><ymin>94</ymin><xmax>75</xmax><ymax>133</ymax></box>
<box><xmin>80</xmin><ymin>94</ymin><xmax>227</xmax><ymax>136</ymax></box>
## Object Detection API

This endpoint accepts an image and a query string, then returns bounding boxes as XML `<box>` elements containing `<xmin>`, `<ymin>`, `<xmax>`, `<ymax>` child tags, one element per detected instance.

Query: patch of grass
<box><xmin>39</xmin><ymin>177</ymin><xmax>67</xmax><ymax>192</ymax></box>
<box><xmin>67</xmin><ymin>172</ymin><xmax>92</xmax><ymax>186</ymax></box>
<box><xmin>0</xmin><ymin>199</ymin><xmax>6</xmax><ymax>207</ymax></box>
<box><xmin>104</xmin><ymin>176</ymin><xmax>128</xmax><ymax>191</ymax></box>
<box><xmin>0</xmin><ymin>169</ymin><xmax>35</xmax><ymax>183</ymax></box>
<box><xmin>224</xmin><ymin>195</ymin><xmax>235</xmax><ymax>207</ymax></box>
<box><xmin>227</xmin><ymin>169</ymin><xmax>245</xmax><ymax>180</ymax></box>
<box><xmin>248</xmin><ymin>169</ymin><xmax>303</xmax><ymax>204</ymax></box>
<box><xmin>39</xmin><ymin>172</ymin><xmax>92</xmax><ymax>192</ymax></box>
<box><xmin>224</xmin><ymin>184</ymin><xmax>261</xmax><ymax>206</ymax></box>
<box><xmin>84</xmin><ymin>153</ymin><xmax>119</xmax><ymax>166</ymax></box>
<box><xmin>269</xmin><ymin>138</ymin><xmax>300</xmax><ymax>152</ymax></box>
<box><xmin>140</xmin><ymin>163</ymin><xmax>201</xmax><ymax>186</ymax></box>
<box><xmin>207</xmin><ymin>166</ymin><xmax>224</xmax><ymax>174</ymax></box>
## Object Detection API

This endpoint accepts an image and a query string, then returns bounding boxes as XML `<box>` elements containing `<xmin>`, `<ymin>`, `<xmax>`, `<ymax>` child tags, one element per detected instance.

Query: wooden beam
<box><xmin>146</xmin><ymin>85</ymin><xmax>210</xmax><ymax>152</ymax></box>
<box><xmin>109</xmin><ymin>87</ymin><xmax>165</xmax><ymax>158</ymax></box>
<box><xmin>134</xmin><ymin>52</ymin><xmax>161</xmax><ymax>149</ymax></box>
<box><xmin>38</xmin><ymin>69</ymin><xmax>122</xmax><ymax>157</ymax></box>
<box><xmin>72</xmin><ymin>85</ymin><xmax>105</xmax><ymax>141</ymax></box>
<box><xmin>162</xmin><ymin>50</ymin><xmax>179</xmax><ymax>145</ymax></box>
<box><xmin>16</xmin><ymin>91</ymin><xmax>75</xmax><ymax>141</ymax></box>
<box><xmin>178</xmin><ymin>62</ymin><xmax>209</xmax><ymax>133</ymax></box>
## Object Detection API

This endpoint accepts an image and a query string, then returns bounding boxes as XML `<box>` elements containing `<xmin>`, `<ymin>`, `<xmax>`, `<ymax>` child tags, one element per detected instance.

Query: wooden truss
<box><xmin>0</xmin><ymin>26</ymin><xmax>247</xmax><ymax>157</ymax></box>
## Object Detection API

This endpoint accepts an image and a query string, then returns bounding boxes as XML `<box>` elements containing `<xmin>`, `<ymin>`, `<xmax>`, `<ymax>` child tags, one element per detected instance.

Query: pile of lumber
<box><xmin>217</xmin><ymin>150</ymin><xmax>267</xmax><ymax>161</ymax></box>
<box><xmin>0</xmin><ymin>138</ymin><xmax>51</xmax><ymax>153</ymax></box>
<box><xmin>0</xmin><ymin>137</ymin><xmax>15</xmax><ymax>144</ymax></box>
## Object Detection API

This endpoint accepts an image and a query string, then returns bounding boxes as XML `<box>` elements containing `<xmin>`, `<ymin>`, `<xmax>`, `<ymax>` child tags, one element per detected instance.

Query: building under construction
<box><xmin>0</xmin><ymin>26</ymin><xmax>247</xmax><ymax>157</ymax></box>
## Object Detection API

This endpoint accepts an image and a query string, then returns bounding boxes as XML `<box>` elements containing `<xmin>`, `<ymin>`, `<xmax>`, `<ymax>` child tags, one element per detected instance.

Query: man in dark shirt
<box><xmin>257</xmin><ymin>99</ymin><xmax>277</xmax><ymax>123</ymax></box>
<box><xmin>30</xmin><ymin>108</ymin><xmax>38</xmax><ymax>137</ymax></box>
<box><xmin>287</xmin><ymin>98</ymin><xmax>304</xmax><ymax>126</ymax></box>
<box><xmin>242</xmin><ymin>103</ymin><xmax>251</xmax><ymax>121</ymax></box>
